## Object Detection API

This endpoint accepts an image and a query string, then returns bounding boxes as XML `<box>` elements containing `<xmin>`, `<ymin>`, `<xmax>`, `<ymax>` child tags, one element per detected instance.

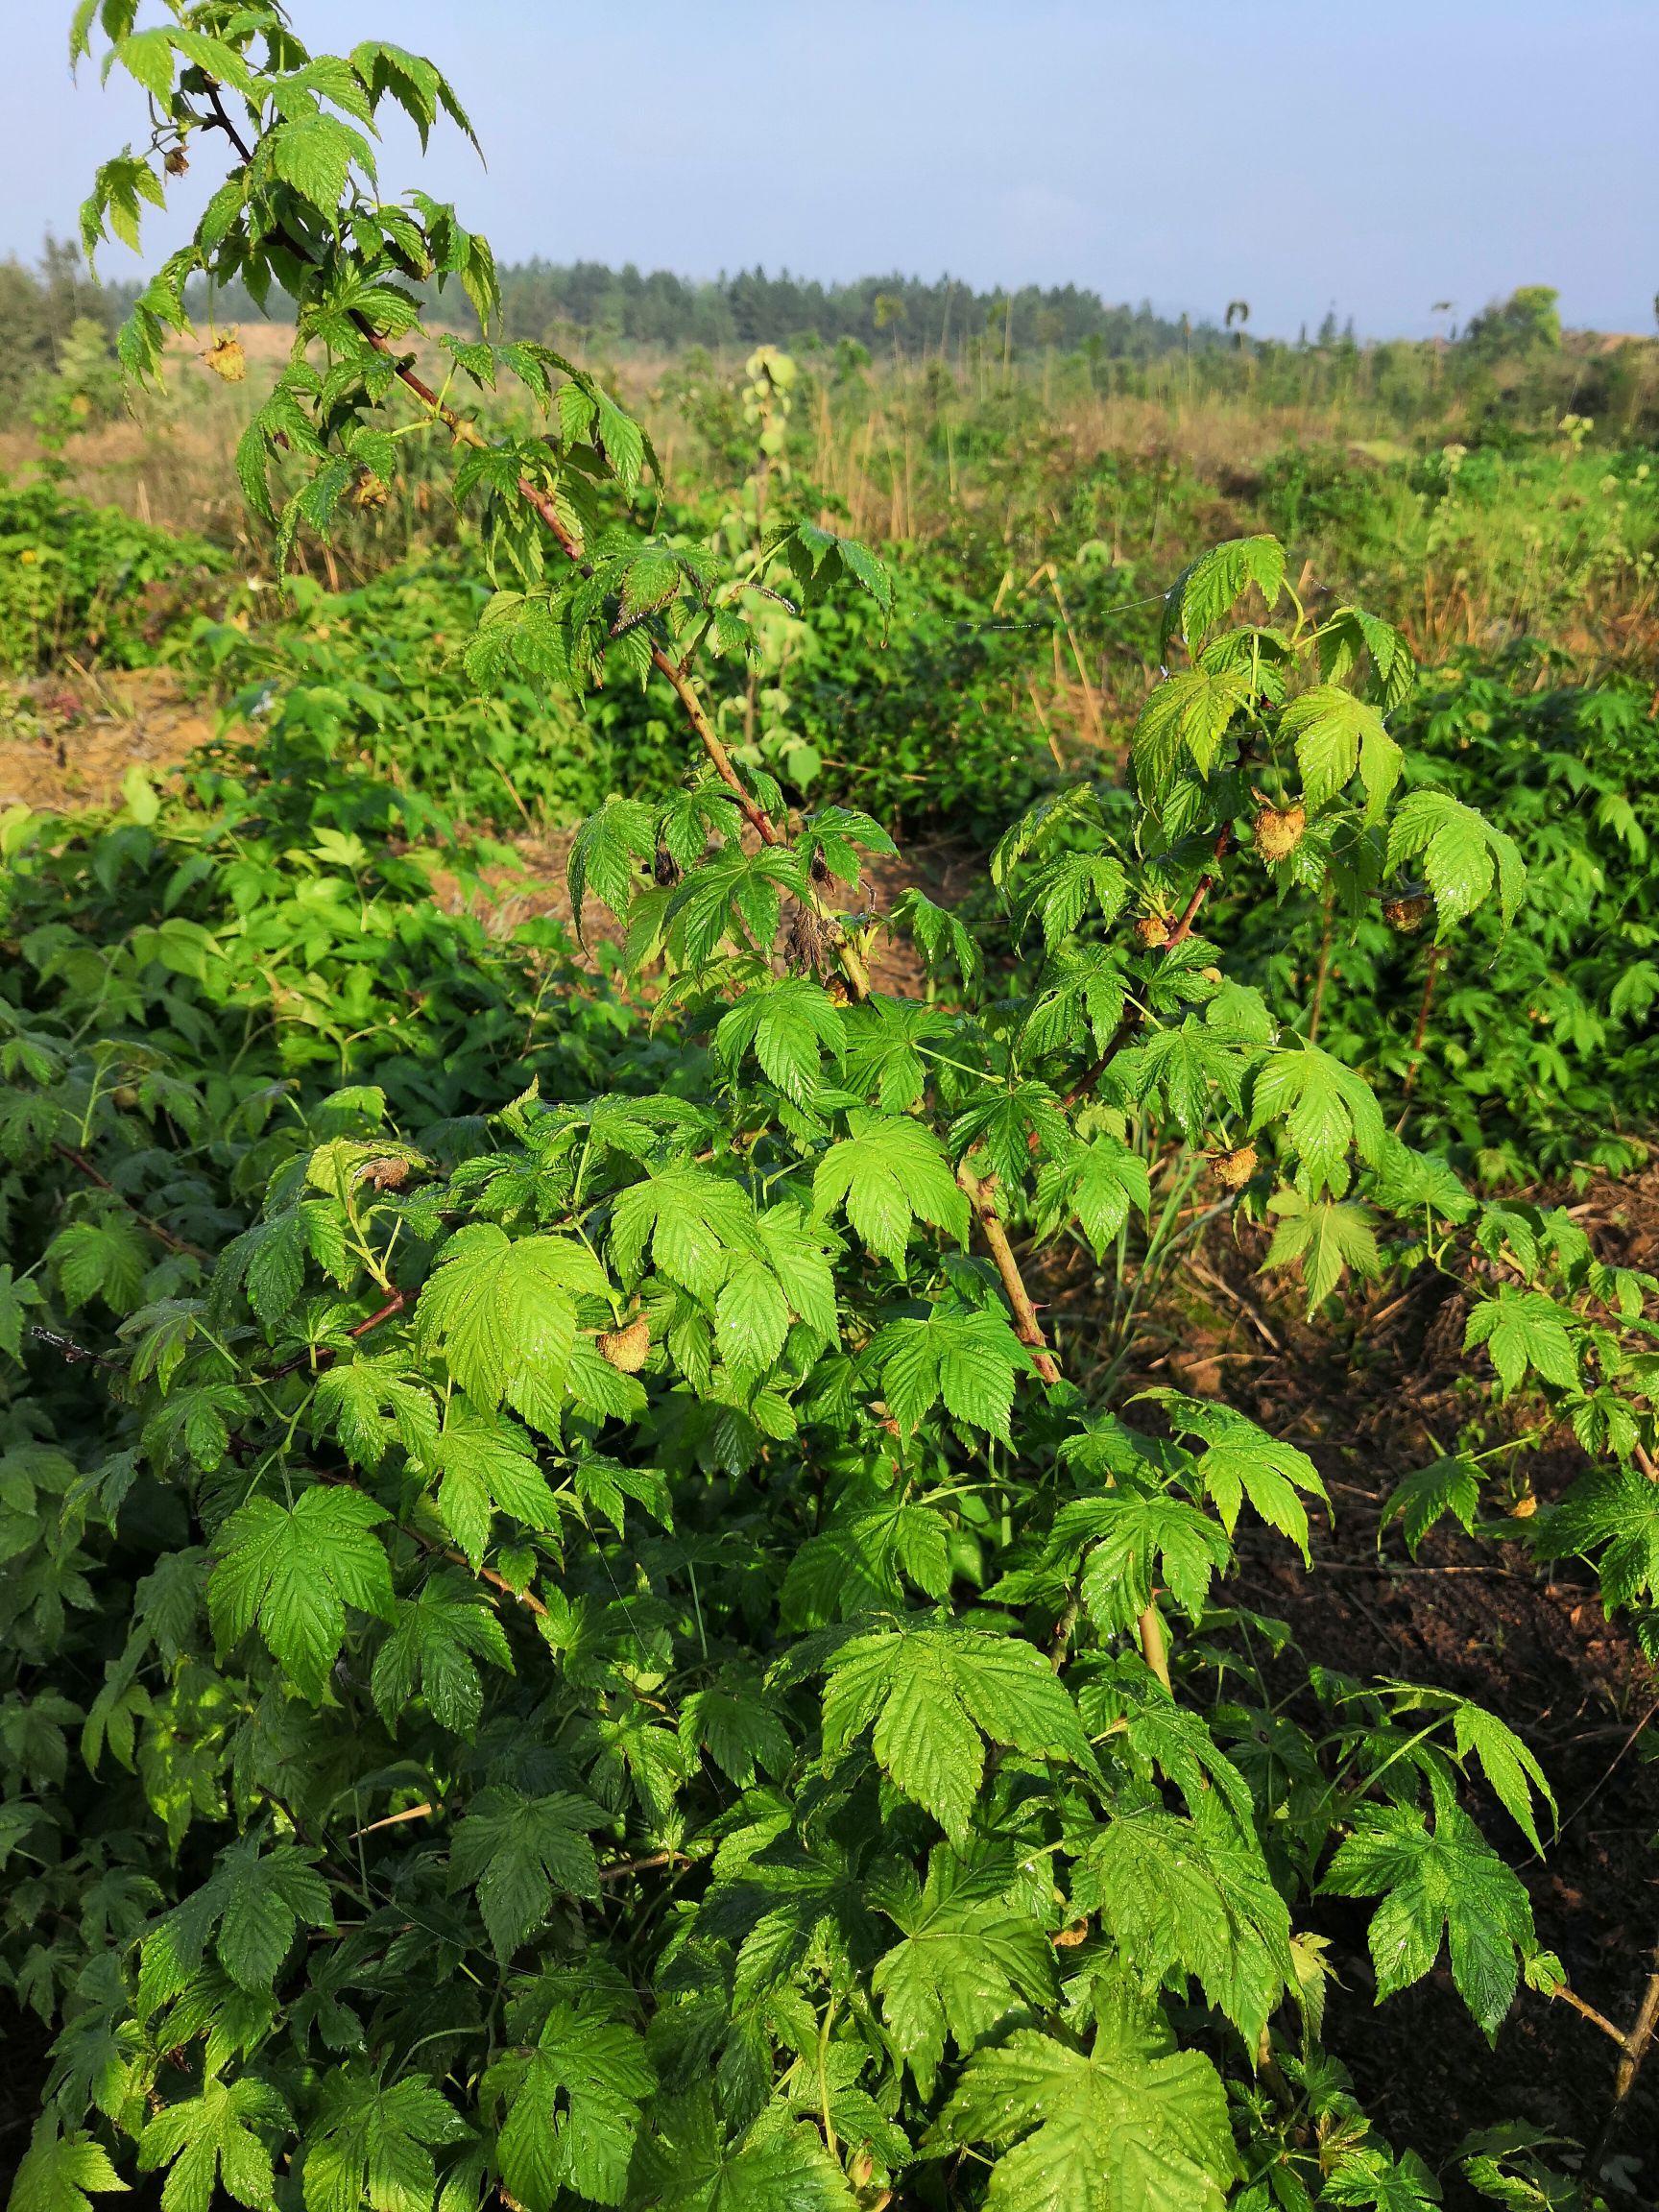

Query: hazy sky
<box><xmin>4</xmin><ymin>0</ymin><xmax>1654</xmax><ymax>340</ymax></box>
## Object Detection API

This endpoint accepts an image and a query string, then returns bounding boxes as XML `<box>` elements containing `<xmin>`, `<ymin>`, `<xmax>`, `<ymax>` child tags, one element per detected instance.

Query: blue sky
<box><xmin>5</xmin><ymin>0</ymin><xmax>1654</xmax><ymax>340</ymax></box>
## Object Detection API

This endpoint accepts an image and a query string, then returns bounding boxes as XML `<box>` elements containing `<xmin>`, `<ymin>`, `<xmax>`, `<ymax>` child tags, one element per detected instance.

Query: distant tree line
<box><xmin>448</xmin><ymin>262</ymin><xmax>1226</xmax><ymax>359</ymax></box>
<box><xmin>0</xmin><ymin>238</ymin><xmax>1618</xmax><ymax>400</ymax></box>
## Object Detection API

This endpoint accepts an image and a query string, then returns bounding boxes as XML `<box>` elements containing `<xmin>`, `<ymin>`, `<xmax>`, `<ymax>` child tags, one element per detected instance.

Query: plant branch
<box><xmin>51</xmin><ymin>1141</ymin><xmax>213</xmax><ymax>1262</ymax></box>
<box><xmin>956</xmin><ymin>1164</ymin><xmax>1062</xmax><ymax>1384</ymax></box>
<box><xmin>1585</xmin><ymin>1936</ymin><xmax>1659</xmax><ymax>2198</ymax></box>
<box><xmin>265</xmin><ymin>1288</ymin><xmax>408</xmax><ymax>1382</ymax></box>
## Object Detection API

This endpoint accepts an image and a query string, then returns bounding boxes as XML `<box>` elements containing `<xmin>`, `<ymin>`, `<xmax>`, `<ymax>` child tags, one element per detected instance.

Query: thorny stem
<box><xmin>50</xmin><ymin>1141</ymin><xmax>213</xmax><ymax>1262</ymax></box>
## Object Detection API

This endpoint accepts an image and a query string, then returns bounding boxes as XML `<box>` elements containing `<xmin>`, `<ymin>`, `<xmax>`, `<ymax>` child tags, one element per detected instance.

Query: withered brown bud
<box><xmin>1211</xmin><ymin>1144</ymin><xmax>1258</xmax><ymax>1190</ymax></box>
<box><xmin>202</xmin><ymin>334</ymin><xmax>246</xmax><ymax>383</ymax></box>
<box><xmin>652</xmin><ymin>841</ymin><xmax>682</xmax><ymax>888</ymax></box>
<box><xmin>164</xmin><ymin>147</ymin><xmax>190</xmax><ymax>177</ymax></box>
<box><xmin>597</xmin><ymin>1316</ymin><xmax>651</xmax><ymax>1373</ymax></box>
<box><xmin>357</xmin><ymin>1156</ymin><xmax>412</xmax><ymax>1191</ymax></box>
<box><xmin>1052</xmin><ymin>1917</ymin><xmax>1091</xmax><ymax>1950</ymax></box>
<box><xmin>1253</xmin><ymin>804</ymin><xmax>1306</xmax><ymax>864</ymax></box>
<box><xmin>352</xmin><ymin>471</ymin><xmax>390</xmax><ymax>511</ymax></box>
<box><xmin>1134</xmin><ymin>915</ymin><xmax>1170</xmax><ymax>950</ymax></box>
<box><xmin>786</xmin><ymin>909</ymin><xmax>829</xmax><ymax>974</ymax></box>
<box><xmin>1382</xmin><ymin>892</ymin><xmax>1433</xmax><ymax>934</ymax></box>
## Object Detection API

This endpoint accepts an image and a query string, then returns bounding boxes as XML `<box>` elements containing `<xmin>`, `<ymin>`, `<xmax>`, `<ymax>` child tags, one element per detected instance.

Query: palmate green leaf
<box><xmin>301</xmin><ymin>2072</ymin><xmax>467</xmax><ymax>2212</ymax></box>
<box><xmin>1543</xmin><ymin>1464</ymin><xmax>1659</xmax><ymax>1615</ymax></box>
<box><xmin>611</xmin><ymin>1163</ymin><xmax>756</xmax><ymax>1301</ymax></box>
<box><xmin>431</xmin><ymin>1400</ymin><xmax>559</xmax><ymax>1566</ymax></box>
<box><xmin>47</xmin><ymin>1215</ymin><xmax>149</xmax><ymax>1316</ymax></box>
<box><xmin>1463</xmin><ymin>1289</ymin><xmax>1579</xmax><ymax>1395</ymax></box>
<box><xmin>1070</xmin><ymin>1799</ymin><xmax>1294</xmax><ymax>2049</ymax></box>
<box><xmin>566</xmin><ymin>797</ymin><xmax>654</xmax><ymax>939</ymax></box>
<box><xmin>1382</xmin><ymin>1455</ymin><xmax>1481</xmax><ymax>1557</ymax></box>
<box><xmin>1281</xmin><ymin>684</ymin><xmax>1404</xmax><ymax>822</ymax></box>
<box><xmin>1323</xmin><ymin>2149</ymin><xmax>1444</xmax><ymax>2211</ymax></box>
<box><xmin>1149</xmin><ymin>1392</ymin><xmax>1329</xmax><ymax>1561</ymax></box>
<box><xmin>813</xmin><ymin>1115</ymin><xmax>968</xmax><ymax>1269</ymax></box>
<box><xmin>265</xmin><ymin>111</ymin><xmax>377</xmax><ymax>213</ymax></box>
<box><xmin>1316</xmin><ymin>605</ymin><xmax>1416</xmax><ymax>712</ymax></box>
<box><xmin>1130</xmin><ymin>668</ymin><xmax>1253</xmax><ymax>800</ymax></box>
<box><xmin>1053</xmin><ymin>1491</ymin><xmax>1232</xmax><ymax>1630</ymax></box>
<box><xmin>933</xmin><ymin>1978</ymin><xmax>1238</xmax><ymax>2212</ymax></box>
<box><xmin>781</xmin><ymin>1496</ymin><xmax>952</xmax><ymax>1628</ymax></box>
<box><xmin>1035</xmin><ymin>1134</ymin><xmax>1151</xmax><ymax>1259</ymax></box>
<box><xmin>820</xmin><ymin>1623</ymin><xmax>1090</xmax><ymax>1841</ymax></box>
<box><xmin>1116</xmin><ymin>1021</ymin><xmax>1245</xmax><ymax>1141</ymax></box>
<box><xmin>1385</xmin><ymin>790</ymin><xmax>1526</xmax><ymax>937</ymax></box>
<box><xmin>485</xmin><ymin>2001</ymin><xmax>655</xmax><ymax>2210</ymax></box>
<box><xmin>871</xmin><ymin>1303</ymin><xmax>1028</xmax><ymax>1440</ymax></box>
<box><xmin>138</xmin><ymin>1837</ymin><xmax>333</xmax><ymax>2011</ymax></box>
<box><xmin>950</xmin><ymin>1082</ymin><xmax>1070</xmax><ymax>1185</ymax></box>
<box><xmin>9</xmin><ymin>2122</ymin><xmax>129</xmax><ymax>2212</ymax></box>
<box><xmin>371</xmin><ymin>1571</ymin><xmax>514</xmax><ymax>1735</ymax></box>
<box><xmin>715</xmin><ymin>977</ymin><xmax>845</xmax><ymax>1107</ymax></box>
<box><xmin>1263</xmin><ymin>1190</ymin><xmax>1382</xmax><ymax>1310</ymax></box>
<box><xmin>449</xmin><ymin>1787</ymin><xmax>603</xmax><ymax>1959</ymax></box>
<box><xmin>1162</xmin><ymin>534</ymin><xmax>1286</xmax><ymax>654</ymax></box>
<box><xmin>1450</xmin><ymin>1703</ymin><xmax>1556</xmax><ymax>1855</ymax></box>
<box><xmin>315</xmin><ymin>1355</ymin><xmax>440</xmax><ymax>1474</ymax></box>
<box><xmin>1250</xmin><ymin>1044</ymin><xmax>1385</xmax><ymax>1201</ymax></box>
<box><xmin>679</xmin><ymin>1674</ymin><xmax>792</xmax><ymax>1789</ymax></box>
<box><xmin>417</xmin><ymin>1222</ymin><xmax>609</xmax><ymax>1417</ymax></box>
<box><xmin>137</xmin><ymin>2076</ymin><xmax>292</xmax><ymax>2212</ymax></box>
<box><xmin>630</xmin><ymin>2089</ymin><xmax>856</xmax><ymax>2211</ymax></box>
<box><xmin>207</xmin><ymin>1486</ymin><xmax>395</xmax><ymax>1703</ymax></box>
<box><xmin>1320</xmin><ymin>1787</ymin><xmax>1536</xmax><ymax>2041</ymax></box>
<box><xmin>873</xmin><ymin>1851</ymin><xmax>1058</xmax><ymax>2098</ymax></box>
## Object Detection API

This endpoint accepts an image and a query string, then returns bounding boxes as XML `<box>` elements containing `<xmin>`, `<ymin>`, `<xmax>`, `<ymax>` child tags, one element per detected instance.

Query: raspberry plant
<box><xmin>5</xmin><ymin>7</ymin><xmax>1659</xmax><ymax>2210</ymax></box>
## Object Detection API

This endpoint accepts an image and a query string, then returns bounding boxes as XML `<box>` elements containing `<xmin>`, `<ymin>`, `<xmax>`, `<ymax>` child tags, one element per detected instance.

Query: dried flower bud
<box><xmin>1510</xmin><ymin>1488</ymin><xmax>1538</xmax><ymax>1520</ymax></box>
<box><xmin>357</xmin><ymin>1156</ymin><xmax>412</xmax><ymax>1191</ymax></box>
<box><xmin>202</xmin><ymin>334</ymin><xmax>247</xmax><ymax>383</ymax></box>
<box><xmin>1382</xmin><ymin>893</ymin><xmax>1433</xmax><ymax>934</ymax></box>
<box><xmin>164</xmin><ymin>147</ymin><xmax>190</xmax><ymax>176</ymax></box>
<box><xmin>1211</xmin><ymin>1144</ymin><xmax>1258</xmax><ymax>1190</ymax></box>
<box><xmin>597</xmin><ymin>1316</ymin><xmax>650</xmax><ymax>1373</ymax></box>
<box><xmin>1134</xmin><ymin>915</ymin><xmax>1169</xmax><ymax>950</ymax></box>
<box><xmin>352</xmin><ymin>471</ymin><xmax>390</xmax><ymax>510</ymax></box>
<box><xmin>652</xmin><ymin>840</ymin><xmax>682</xmax><ymax>888</ymax></box>
<box><xmin>1052</xmin><ymin>1917</ymin><xmax>1091</xmax><ymax>1949</ymax></box>
<box><xmin>1253</xmin><ymin>803</ymin><xmax>1307</xmax><ymax>864</ymax></box>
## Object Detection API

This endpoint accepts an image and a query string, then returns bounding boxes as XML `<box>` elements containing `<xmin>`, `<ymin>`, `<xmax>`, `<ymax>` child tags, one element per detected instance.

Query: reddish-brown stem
<box><xmin>957</xmin><ymin>1165</ymin><xmax>1062</xmax><ymax>1384</ymax></box>
<box><xmin>265</xmin><ymin>1287</ymin><xmax>408</xmax><ymax>1382</ymax></box>
<box><xmin>51</xmin><ymin>1141</ymin><xmax>213</xmax><ymax>1262</ymax></box>
<box><xmin>1397</xmin><ymin>943</ymin><xmax>1448</xmax><ymax>1125</ymax></box>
